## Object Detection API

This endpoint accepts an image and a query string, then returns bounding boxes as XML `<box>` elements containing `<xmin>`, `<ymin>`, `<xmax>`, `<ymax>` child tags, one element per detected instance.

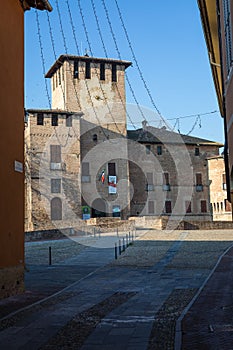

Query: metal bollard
<box><xmin>123</xmin><ymin>237</ymin><xmax>125</xmax><ymax>251</ymax></box>
<box><xmin>115</xmin><ymin>242</ymin><xmax>117</xmax><ymax>259</ymax></box>
<box><xmin>119</xmin><ymin>240</ymin><xmax>121</xmax><ymax>255</ymax></box>
<box><xmin>49</xmin><ymin>246</ymin><xmax>52</xmax><ymax>266</ymax></box>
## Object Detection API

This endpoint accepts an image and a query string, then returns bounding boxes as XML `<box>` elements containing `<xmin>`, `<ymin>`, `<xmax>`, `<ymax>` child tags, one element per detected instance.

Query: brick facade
<box><xmin>207</xmin><ymin>155</ymin><xmax>232</xmax><ymax>221</ymax></box>
<box><xmin>25</xmin><ymin>55</ymin><xmax>225</xmax><ymax>231</ymax></box>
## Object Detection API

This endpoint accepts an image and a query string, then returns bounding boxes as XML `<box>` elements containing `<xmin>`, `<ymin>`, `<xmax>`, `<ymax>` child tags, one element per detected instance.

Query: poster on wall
<box><xmin>82</xmin><ymin>206</ymin><xmax>91</xmax><ymax>220</ymax></box>
<box><xmin>108</xmin><ymin>176</ymin><xmax>117</xmax><ymax>194</ymax></box>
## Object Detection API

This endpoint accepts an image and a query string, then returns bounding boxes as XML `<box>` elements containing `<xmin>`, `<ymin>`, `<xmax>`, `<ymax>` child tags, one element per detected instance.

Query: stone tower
<box><xmin>45</xmin><ymin>55</ymin><xmax>132</xmax><ymax>135</ymax></box>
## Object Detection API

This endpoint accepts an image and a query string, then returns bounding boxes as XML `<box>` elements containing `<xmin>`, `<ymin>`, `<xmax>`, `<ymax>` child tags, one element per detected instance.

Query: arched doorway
<box><xmin>51</xmin><ymin>197</ymin><xmax>62</xmax><ymax>220</ymax></box>
<box><xmin>92</xmin><ymin>198</ymin><xmax>106</xmax><ymax>218</ymax></box>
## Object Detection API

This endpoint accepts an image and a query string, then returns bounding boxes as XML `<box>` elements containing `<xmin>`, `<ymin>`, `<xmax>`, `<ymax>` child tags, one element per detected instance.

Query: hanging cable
<box><xmin>113</xmin><ymin>0</ymin><xmax>169</xmax><ymax>129</ymax></box>
<box><xmin>89</xmin><ymin>0</ymin><xmax>137</xmax><ymax>130</ymax></box>
<box><xmin>101</xmin><ymin>0</ymin><xmax>149</xmax><ymax>125</ymax></box>
<box><xmin>77</xmin><ymin>0</ymin><xmax>125</xmax><ymax>136</ymax></box>
<box><xmin>35</xmin><ymin>9</ymin><xmax>51</xmax><ymax>108</ymax></box>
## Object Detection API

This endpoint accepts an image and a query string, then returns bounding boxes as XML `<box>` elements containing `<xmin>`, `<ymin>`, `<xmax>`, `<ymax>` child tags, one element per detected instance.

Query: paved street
<box><xmin>0</xmin><ymin>229</ymin><xmax>233</xmax><ymax>349</ymax></box>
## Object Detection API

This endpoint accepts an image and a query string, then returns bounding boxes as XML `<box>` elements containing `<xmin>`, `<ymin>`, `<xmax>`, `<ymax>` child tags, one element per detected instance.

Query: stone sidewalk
<box><xmin>0</xmin><ymin>229</ymin><xmax>233</xmax><ymax>349</ymax></box>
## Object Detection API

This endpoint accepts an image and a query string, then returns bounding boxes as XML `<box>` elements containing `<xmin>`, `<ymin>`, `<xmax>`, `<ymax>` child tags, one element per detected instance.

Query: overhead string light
<box><xmin>35</xmin><ymin>8</ymin><xmax>51</xmax><ymax>109</ymax></box>
<box><xmin>101</xmin><ymin>0</ymin><xmax>149</xmax><ymax>126</ymax></box>
<box><xmin>76</xmin><ymin>0</ymin><xmax>124</xmax><ymax>136</ymax></box>
<box><xmin>113</xmin><ymin>0</ymin><xmax>169</xmax><ymax>129</ymax></box>
<box><xmin>90</xmin><ymin>0</ymin><xmax>137</xmax><ymax>130</ymax></box>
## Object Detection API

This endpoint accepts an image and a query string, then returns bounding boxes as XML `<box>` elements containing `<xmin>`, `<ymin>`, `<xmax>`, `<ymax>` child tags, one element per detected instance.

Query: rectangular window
<box><xmin>100</xmin><ymin>62</ymin><xmax>105</xmax><ymax>80</ymax></box>
<box><xmin>74</xmin><ymin>60</ymin><xmax>79</xmax><ymax>79</ymax></box>
<box><xmin>163</xmin><ymin>172</ymin><xmax>170</xmax><ymax>191</ymax></box>
<box><xmin>50</xmin><ymin>145</ymin><xmax>61</xmax><ymax>163</ymax></box>
<box><xmin>51</xmin><ymin>179</ymin><xmax>61</xmax><ymax>193</ymax></box>
<box><xmin>52</xmin><ymin>114</ymin><xmax>58</xmax><ymax>126</ymax></box>
<box><xmin>81</xmin><ymin>162</ymin><xmax>90</xmax><ymax>182</ymax></box>
<box><xmin>195</xmin><ymin>147</ymin><xmax>200</xmax><ymax>156</ymax></box>
<box><xmin>196</xmin><ymin>173</ymin><xmax>203</xmax><ymax>185</ymax></box>
<box><xmin>146</xmin><ymin>172</ymin><xmax>154</xmax><ymax>191</ymax></box>
<box><xmin>222</xmin><ymin>173</ymin><xmax>227</xmax><ymax>190</ymax></box>
<box><xmin>37</xmin><ymin>113</ymin><xmax>44</xmax><ymax>125</ymax></box>
<box><xmin>165</xmin><ymin>201</ymin><xmax>172</xmax><ymax>213</ymax></box>
<box><xmin>196</xmin><ymin>173</ymin><xmax>203</xmax><ymax>191</ymax></box>
<box><xmin>201</xmin><ymin>200</ymin><xmax>207</xmax><ymax>213</ymax></box>
<box><xmin>185</xmin><ymin>201</ymin><xmax>192</xmax><ymax>213</ymax></box>
<box><xmin>163</xmin><ymin>172</ymin><xmax>169</xmax><ymax>185</ymax></box>
<box><xmin>85</xmin><ymin>61</ymin><xmax>91</xmax><ymax>79</ymax></box>
<box><xmin>112</xmin><ymin>64</ymin><xmax>117</xmax><ymax>82</ymax></box>
<box><xmin>66</xmin><ymin>115</ymin><xmax>72</xmax><ymax>127</ymax></box>
<box><xmin>108</xmin><ymin>162</ymin><xmax>116</xmax><ymax>176</ymax></box>
<box><xmin>223</xmin><ymin>0</ymin><xmax>233</xmax><ymax>73</ymax></box>
<box><xmin>157</xmin><ymin>145</ymin><xmax>162</xmax><ymax>155</ymax></box>
<box><xmin>148</xmin><ymin>201</ymin><xmax>155</xmax><ymax>214</ymax></box>
<box><xmin>146</xmin><ymin>145</ymin><xmax>151</xmax><ymax>154</ymax></box>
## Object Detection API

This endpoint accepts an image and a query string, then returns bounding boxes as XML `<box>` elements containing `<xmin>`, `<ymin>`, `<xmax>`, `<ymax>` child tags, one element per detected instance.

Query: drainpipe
<box><xmin>216</xmin><ymin>0</ymin><xmax>231</xmax><ymax>202</ymax></box>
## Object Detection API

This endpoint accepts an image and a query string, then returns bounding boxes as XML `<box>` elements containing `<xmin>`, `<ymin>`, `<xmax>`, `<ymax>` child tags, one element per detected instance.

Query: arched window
<box><xmin>51</xmin><ymin>197</ymin><xmax>62</xmax><ymax>220</ymax></box>
<box><xmin>93</xmin><ymin>134</ymin><xmax>98</xmax><ymax>142</ymax></box>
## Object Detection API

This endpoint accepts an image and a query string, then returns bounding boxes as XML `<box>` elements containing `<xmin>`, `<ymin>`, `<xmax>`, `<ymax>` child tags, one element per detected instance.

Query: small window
<box><xmin>93</xmin><ymin>134</ymin><xmax>98</xmax><ymax>142</ymax></box>
<box><xmin>74</xmin><ymin>60</ymin><xmax>79</xmax><ymax>79</ymax></box>
<box><xmin>112</xmin><ymin>63</ymin><xmax>117</xmax><ymax>82</ymax></box>
<box><xmin>165</xmin><ymin>201</ymin><xmax>172</xmax><ymax>213</ymax></box>
<box><xmin>146</xmin><ymin>145</ymin><xmax>151</xmax><ymax>154</ymax></box>
<box><xmin>108</xmin><ymin>162</ymin><xmax>116</xmax><ymax>176</ymax></box>
<box><xmin>50</xmin><ymin>145</ymin><xmax>61</xmax><ymax>163</ymax></box>
<box><xmin>51</xmin><ymin>179</ymin><xmax>61</xmax><ymax>193</ymax></box>
<box><xmin>163</xmin><ymin>172</ymin><xmax>169</xmax><ymax>185</ymax></box>
<box><xmin>81</xmin><ymin>162</ymin><xmax>90</xmax><ymax>183</ymax></box>
<box><xmin>51</xmin><ymin>197</ymin><xmax>62</xmax><ymax>220</ymax></box>
<box><xmin>85</xmin><ymin>61</ymin><xmax>91</xmax><ymax>79</ymax></box>
<box><xmin>148</xmin><ymin>201</ymin><xmax>155</xmax><ymax>214</ymax></box>
<box><xmin>195</xmin><ymin>147</ymin><xmax>200</xmax><ymax>156</ymax></box>
<box><xmin>100</xmin><ymin>63</ymin><xmax>105</xmax><ymax>80</ymax></box>
<box><xmin>222</xmin><ymin>173</ymin><xmax>227</xmax><ymax>190</ymax></box>
<box><xmin>37</xmin><ymin>113</ymin><xmax>44</xmax><ymax>125</ymax></box>
<box><xmin>201</xmin><ymin>200</ymin><xmax>207</xmax><ymax>213</ymax></box>
<box><xmin>52</xmin><ymin>114</ymin><xmax>58</xmax><ymax>126</ymax></box>
<box><xmin>146</xmin><ymin>172</ymin><xmax>154</xmax><ymax>191</ymax></box>
<box><xmin>196</xmin><ymin>173</ymin><xmax>202</xmax><ymax>185</ymax></box>
<box><xmin>66</xmin><ymin>115</ymin><xmax>72</xmax><ymax>127</ymax></box>
<box><xmin>157</xmin><ymin>145</ymin><xmax>162</xmax><ymax>155</ymax></box>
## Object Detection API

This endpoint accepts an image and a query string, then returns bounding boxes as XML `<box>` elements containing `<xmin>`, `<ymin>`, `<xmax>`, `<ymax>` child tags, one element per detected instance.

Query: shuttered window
<box><xmin>165</xmin><ymin>201</ymin><xmax>172</xmax><ymax>213</ymax></box>
<box><xmin>223</xmin><ymin>0</ymin><xmax>233</xmax><ymax>73</ymax></box>
<box><xmin>201</xmin><ymin>200</ymin><xmax>207</xmax><ymax>213</ymax></box>
<box><xmin>82</xmin><ymin>162</ymin><xmax>90</xmax><ymax>176</ymax></box>
<box><xmin>50</xmin><ymin>145</ymin><xmax>61</xmax><ymax>163</ymax></box>
<box><xmin>163</xmin><ymin>172</ymin><xmax>169</xmax><ymax>185</ymax></box>
<box><xmin>148</xmin><ymin>201</ymin><xmax>155</xmax><ymax>214</ymax></box>
<box><xmin>51</xmin><ymin>179</ymin><xmax>61</xmax><ymax>193</ymax></box>
<box><xmin>196</xmin><ymin>173</ymin><xmax>202</xmax><ymax>185</ymax></box>
<box><xmin>108</xmin><ymin>162</ymin><xmax>116</xmax><ymax>176</ymax></box>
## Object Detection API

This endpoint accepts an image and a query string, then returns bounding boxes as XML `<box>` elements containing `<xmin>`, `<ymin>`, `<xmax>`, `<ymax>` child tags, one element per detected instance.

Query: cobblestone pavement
<box><xmin>0</xmin><ymin>229</ymin><xmax>233</xmax><ymax>349</ymax></box>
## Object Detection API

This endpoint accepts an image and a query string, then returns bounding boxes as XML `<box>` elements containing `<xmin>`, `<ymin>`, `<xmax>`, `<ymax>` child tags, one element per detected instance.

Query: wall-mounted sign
<box><xmin>82</xmin><ymin>206</ymin><xmax>91</xmax><ymax>220</ymax></box>
<box><xmin>108</xmin><ymin>175</ymin><xmax>117</xmax><ymax>194</ymax></box>
<box><xmin>14</xmin><ymin>160</ymin><xmax>23</xmax><ymax>173</ymax></box>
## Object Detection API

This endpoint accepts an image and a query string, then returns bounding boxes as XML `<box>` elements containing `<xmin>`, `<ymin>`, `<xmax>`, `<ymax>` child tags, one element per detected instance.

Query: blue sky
<box><xmin>25</xmin><ymin>0</ymin><xmax>224</xmax><ymax>144</ymax></box>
